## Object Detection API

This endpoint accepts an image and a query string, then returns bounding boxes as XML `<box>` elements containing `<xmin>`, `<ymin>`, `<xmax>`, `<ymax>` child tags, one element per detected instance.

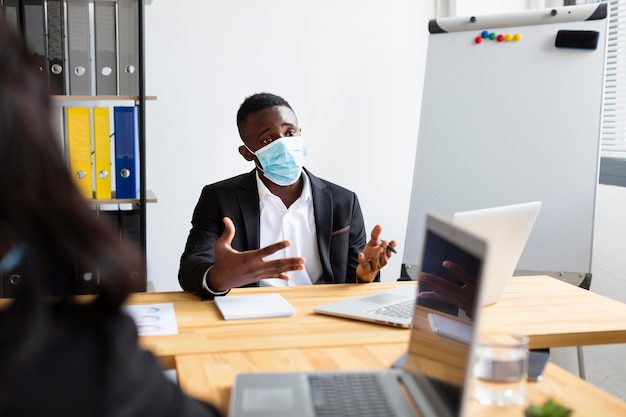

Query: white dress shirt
<box><xmin>256</xmin><ymin>170</ymin><xmax>323</xmax><ymax>287</ymax></box>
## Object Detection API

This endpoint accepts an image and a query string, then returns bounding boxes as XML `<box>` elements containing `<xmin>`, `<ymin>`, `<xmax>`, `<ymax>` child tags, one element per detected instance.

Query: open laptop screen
<box><xmin>451</xmin><ymin>201</ymin><xmax>541</xmax><ymax>307</ymax></box>
<box><xmin>403</xmin><ymin>214</ymin><xmax>487</xmax><ymax>416</ymax></box>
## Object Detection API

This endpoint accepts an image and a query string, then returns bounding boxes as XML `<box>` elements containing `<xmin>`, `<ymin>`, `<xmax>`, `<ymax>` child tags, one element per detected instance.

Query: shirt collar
<box><xmin>255</xmin><ymin>170</ymin><xmax>312</xmax><ymax>203</ymax></box>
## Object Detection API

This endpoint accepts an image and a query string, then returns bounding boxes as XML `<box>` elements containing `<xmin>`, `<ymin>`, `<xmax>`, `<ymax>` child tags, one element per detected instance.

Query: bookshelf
<box><xmin>0</xmin><ymin>0</ymin><xmax>153</xmax><ymax>295</ymax></box>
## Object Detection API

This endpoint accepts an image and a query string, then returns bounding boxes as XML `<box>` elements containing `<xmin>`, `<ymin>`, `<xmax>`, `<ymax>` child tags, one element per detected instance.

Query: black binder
<box><xmin>45</xmin><ymin>0</ymin><xmax>65</xmax><ymax>95</ymax></box>
<box><xmin>0</xmin><ymin>255</ymin><xmax>28</xmax><ymax>298</ymax></box>
<box><xmin>99</xmin><ymin>207</ymin><xmax>141</xmax><ymax>249</ymax></box>
<box><xmin>20</xmin><ymin>0</ymin><xmax>47</xmax><ymax>76</ymax></box>
<box><xmin>1</xmin><ymin>0</ymin><xmax>21</xmax><ymax>30</ymax></box>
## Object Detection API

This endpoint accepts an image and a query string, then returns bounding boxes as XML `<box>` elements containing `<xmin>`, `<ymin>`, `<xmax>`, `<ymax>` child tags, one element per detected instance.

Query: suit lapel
<box><xmin>237</xmin><ymin>171</ymin><xmax>261</xmax><ymax>249</ymax></box>
<box><xmin>307</xmin><ymin>169</ymin><xmax>333</xmax><ymax>280</ymax></box>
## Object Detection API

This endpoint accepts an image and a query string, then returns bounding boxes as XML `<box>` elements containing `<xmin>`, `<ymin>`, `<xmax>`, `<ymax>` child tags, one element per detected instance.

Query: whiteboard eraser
<box><xmin>555</xmin><ymin>30</ymin><xmax>599</xmax><ymax>50</ymax></box>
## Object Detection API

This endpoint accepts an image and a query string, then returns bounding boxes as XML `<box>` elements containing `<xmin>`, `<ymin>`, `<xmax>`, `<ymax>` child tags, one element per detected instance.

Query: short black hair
<box><xmin>236</xmin><ymin>92</ymin><xmax>293</xmax><ymax>132</ymax></box>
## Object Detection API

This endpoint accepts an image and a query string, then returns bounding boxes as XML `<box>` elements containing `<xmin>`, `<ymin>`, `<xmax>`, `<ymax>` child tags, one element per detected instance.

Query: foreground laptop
<box><xmin>228</xmin><ymin>214</ymin><xmax>490</xmax><ymax>417</ymax></box>
<box><xmin>451</xmin><ymin>201</ymin><xmax>541</xmax><ymax>306</ymax></box>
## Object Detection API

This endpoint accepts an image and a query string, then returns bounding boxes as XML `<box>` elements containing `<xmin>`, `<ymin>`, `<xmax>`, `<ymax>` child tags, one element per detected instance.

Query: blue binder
<box><xmin>113</xmin><ymin>107</ymin><xmax>139</xmax><ymax>199</ymax></box>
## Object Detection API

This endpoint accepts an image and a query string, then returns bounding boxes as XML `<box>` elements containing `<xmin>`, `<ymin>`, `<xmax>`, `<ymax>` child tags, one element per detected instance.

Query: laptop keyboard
<box><xmin>308</xmin><ymin>373</ymin><xmax>399</xmax><ymax>417</ymax></box>
<box><xmin>367</xmin><ymin>300</ymin><xmax>414</xmax><ymax>319</ymax></box>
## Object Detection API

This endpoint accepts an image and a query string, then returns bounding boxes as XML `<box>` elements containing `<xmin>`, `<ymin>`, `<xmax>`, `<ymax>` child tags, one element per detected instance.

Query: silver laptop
<box><xmin>451</xmin><ymin>201</ymin><xmax>541</xmax><ymax>306</ymax></box>
<box><xmin>313</xmin><ymin>282</ymin><xmax>417</xmax><ymax>328</ymax></box>
<box><xmin>312</xmin><ymin>202</ymin><xmax>540</xmax><ymax>327</ymax></box>
<box><xmin>228</xmin><ymin>213</ymin><xmax>490</xmax><ymax>417</ymax></box>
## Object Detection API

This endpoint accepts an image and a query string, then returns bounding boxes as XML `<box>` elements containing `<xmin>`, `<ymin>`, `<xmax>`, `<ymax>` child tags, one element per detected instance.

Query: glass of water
<box><xmin>473</xmin><ymin>332</ymin><xmax>529</xmax><ymax>407</ymax></box>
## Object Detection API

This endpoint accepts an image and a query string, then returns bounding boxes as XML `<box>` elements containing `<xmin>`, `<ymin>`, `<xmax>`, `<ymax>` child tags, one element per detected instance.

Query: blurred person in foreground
<box><xmin>0</xmin><ymin>21</ymin><xmax>220</xmax><ymax>417</ymax></box>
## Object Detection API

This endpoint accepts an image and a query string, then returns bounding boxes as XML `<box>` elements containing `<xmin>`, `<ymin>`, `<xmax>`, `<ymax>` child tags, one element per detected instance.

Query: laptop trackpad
<box><xmin>361</xmin><ymin>293</ymin><xmax>408</xmax><ymax>304</ymax></box>
<box><xmin>235</xmin><ymin>374</ymin><xmax>315</xmax><ymax>417</ymax></box>
<box><xmin>242</xmin><ymin>387</ymin><xmax>296</xmax><ymax>411</ymax></box>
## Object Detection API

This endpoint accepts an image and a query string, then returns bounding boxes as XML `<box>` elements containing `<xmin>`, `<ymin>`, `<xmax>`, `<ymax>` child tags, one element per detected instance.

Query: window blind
<box><xmin>576</xmin><ymin>0</ymin><xmax>626</xmax><ymax>159</ymax></box>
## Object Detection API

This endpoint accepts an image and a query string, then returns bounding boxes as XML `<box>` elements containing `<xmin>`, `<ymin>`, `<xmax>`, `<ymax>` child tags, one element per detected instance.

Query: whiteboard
<box><xmin>403</xmin><ymin>3</ymin><xmax>609</xmax><ymax>279</ymax></box>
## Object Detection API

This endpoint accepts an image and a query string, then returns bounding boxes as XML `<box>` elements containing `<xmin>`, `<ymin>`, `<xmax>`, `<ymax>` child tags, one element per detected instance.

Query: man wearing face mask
<box><xmin>178</xmin><ymin>92</ymin><xmax>396</xmax><ymax>299</ymax></box>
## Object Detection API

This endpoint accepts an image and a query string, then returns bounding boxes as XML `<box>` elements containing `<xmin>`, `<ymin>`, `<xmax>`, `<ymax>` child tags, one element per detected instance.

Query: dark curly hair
<box><xmin>236</xmin><ymin>92</ymin><xmax>293</xmax><ymax>134</ymax></box>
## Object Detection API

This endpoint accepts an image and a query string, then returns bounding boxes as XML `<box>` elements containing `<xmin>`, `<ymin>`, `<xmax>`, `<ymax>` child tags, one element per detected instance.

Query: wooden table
<box><xmin>130</xmin><ymin>275</ymin><xmax>626</xmax><ymax>368</ymax></box>
<box><xmin>480</xmin><ymin>275</ymin><xmax>626</xmax><ymax>348</ymax></box>
<box><xmin>175</xmin><ymin>344</ymin><xmax>626</xmax><ymax>417</ymax></box>
<box><xmin>132</xmin><ymin>275</ymin><xmax>626</xmax><ymax>416</ymax></box>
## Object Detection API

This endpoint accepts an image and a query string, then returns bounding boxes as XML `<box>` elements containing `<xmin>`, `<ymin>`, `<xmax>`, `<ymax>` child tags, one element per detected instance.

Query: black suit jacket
<box><xmin>179</xmin><ymin>168</ymin><xmax>377</xmax><ymax>299</ymax></box>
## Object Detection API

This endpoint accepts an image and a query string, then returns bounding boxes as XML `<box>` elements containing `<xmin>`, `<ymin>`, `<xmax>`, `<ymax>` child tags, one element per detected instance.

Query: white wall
<box><xmin>144</xmin><ymin>1</ymin><xmax>434</xmax><ymax>291</ymax></box>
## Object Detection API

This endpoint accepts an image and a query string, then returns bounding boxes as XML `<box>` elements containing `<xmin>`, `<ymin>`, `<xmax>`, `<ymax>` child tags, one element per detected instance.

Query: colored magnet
<box><xmin>475</xmin><ymin>36</ymin><xmax>483</xmax><ymax>44</ymax></box>
<box><xmin>496</xmin><ymin>34</ymin><xmax>504</xmax><ymax>42</ymax></box>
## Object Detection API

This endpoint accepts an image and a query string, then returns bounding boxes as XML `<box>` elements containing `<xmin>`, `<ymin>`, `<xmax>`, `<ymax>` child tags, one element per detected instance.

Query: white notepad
<box><xmin>214</xmin><ymin>293</ymin><xmax>296</xmax><ymax>320</ymax></box>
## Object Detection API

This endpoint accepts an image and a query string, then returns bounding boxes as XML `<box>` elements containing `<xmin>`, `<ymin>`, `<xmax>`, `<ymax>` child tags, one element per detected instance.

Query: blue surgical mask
<box><xmin>246</xmin><ymin>136</ymin><xmax>306</xmax><ymax>186</ymax></box>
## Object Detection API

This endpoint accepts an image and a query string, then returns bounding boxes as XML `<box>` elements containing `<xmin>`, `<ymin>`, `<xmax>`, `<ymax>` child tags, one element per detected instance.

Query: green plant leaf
<box><xmin>524</xmin><ymin>399</ymin><xmax>572</xmax><ymax>417</ymax></box>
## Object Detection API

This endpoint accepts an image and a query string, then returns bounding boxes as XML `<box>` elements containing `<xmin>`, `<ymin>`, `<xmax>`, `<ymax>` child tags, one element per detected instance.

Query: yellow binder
<box><xmin>93</xmin><ymin>107</ymin><xmax>112</xmax><ymax>199</ymax></box>
<box><xmin>66</xmin><ymin>107</ymin><xmax>93</xmax><ymax>199</ymax></box>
